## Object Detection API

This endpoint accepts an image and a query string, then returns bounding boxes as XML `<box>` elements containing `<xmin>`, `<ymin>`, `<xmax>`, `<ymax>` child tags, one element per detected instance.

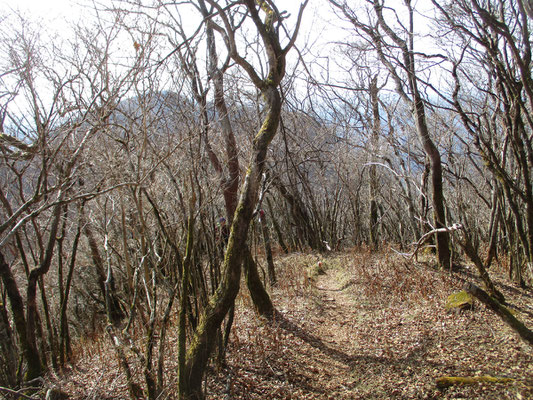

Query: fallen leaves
<box><xmin>49</xmin><ymin>250</ymin><xmax>533</xmax><ymax>399</ymax></box>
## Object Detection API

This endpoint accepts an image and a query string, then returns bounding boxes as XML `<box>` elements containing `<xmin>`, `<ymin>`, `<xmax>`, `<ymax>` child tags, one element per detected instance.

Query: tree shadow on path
<box><xmin>272</xmin><ymin>310</ymin><xmax>447</xmax><ymax>375</ymax></box>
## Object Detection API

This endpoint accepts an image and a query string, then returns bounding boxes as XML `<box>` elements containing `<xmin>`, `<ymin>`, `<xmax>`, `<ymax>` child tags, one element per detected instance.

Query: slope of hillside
<box><xmin>52</xmin><ymin>250</ymin><xmax>533</xmax><ymax>399</ymax></box>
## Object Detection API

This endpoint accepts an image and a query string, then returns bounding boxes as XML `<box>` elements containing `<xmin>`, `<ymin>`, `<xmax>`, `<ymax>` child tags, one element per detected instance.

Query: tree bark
<box><xmin>266</xmin><ymin>196</ymin><xmax>289</xmax><ymax>254</ymax></box>
<box><xmin>178</xmin><ymin>192</ymin><xmax>195</xmax><ymax>398</ymax></box>
<box><xmin>376</xmin><ymin>0</ymin><xmax>451</xmax><ymax>267</ymax></box>
<box><xmin>183</xmin><ymin>84</ymin><xmax>282</xmax><ymax>399</ymax></box>
<box><xmin>0</xmin><ymin>251</ymin><xmax>38</xmax><ymax>382</ymax></box>
<box><xmin>459</xmin><ymin>234</ymin><xmax>505</xmax><ymax>303</ymax></box>
<box><xmin>259</xmin><ymin>210</ymin><xmax>276</xmax><ymax>286</ymax></box>
<box><xmin>83</xmin><ymin>216</ymin><xmax>124</xmax><ymax>325</ymax></box>
<box><xmin>25</xmin><ymin>201</ymin><xmax>62</xmax><ymax>380</ymax></box>
<box><xmin>464</xmin><ymin>282</ymin><xmax>533</xmax><ymax>346</ymax></box>
<box><xmin>243</xmin><ymin>246</ymin><xmax>274</xmax><ymax>317</ymax></box>
<box><xmin>181</xmin><ymin>0</ymin><xmax>307</xmax><ymax>395</ymax></box>
<box><xmin>0</xmin><ymin>294</ymin><xmax>17</xmax><ymax>388</ymax></box>
<box><xmin>369</xmin><ymin>76</ymin><xmax>381</xmax><ymax>249</ymax></box>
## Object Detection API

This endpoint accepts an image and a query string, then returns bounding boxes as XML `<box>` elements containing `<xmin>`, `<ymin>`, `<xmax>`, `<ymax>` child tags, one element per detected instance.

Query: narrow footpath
<box><xmin>217</xmin><ymin>252</ymin><xmax>533</xmax><ymax>399</ymax></box>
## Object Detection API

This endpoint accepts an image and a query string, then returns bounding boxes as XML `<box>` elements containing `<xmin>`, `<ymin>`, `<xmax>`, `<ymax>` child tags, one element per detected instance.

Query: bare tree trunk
<box><xmin>464</xmin><ymin>282</ymin><xmax>533</xmax><ymax>346</ymax></box>
<box><xmin>274</xmin><ymin>178</ymin><xmax>323</xmax><ymax>251</ymax></box>
<box><xmin>183</xmin><ymin>83</ymin><xmax>282</xmax><ymax>399</ymax></box>
<box><xmin>178</xmin><ymin>192</ymin><xmax>195</xmax><ymax>398</ymax></box>
<box><xmin>259</xmin><ymin>210</ymin><xmax>276</xmax><ymax>285</ymax></box>
<box><xmin>415</xmin><ymin>100</ymin><xmax>451</xmax><ymax>268</ymax></box>
<box><xmin>83</xmin><ymin>215</ymin><xmax>124</xmax><ymax>325</ymax></box>
<box><xmin>329</xmin><ymin>0</ymin><xmax>451</xmax><ymax>265</ymax></box>
<box><xmin>59</xmin><ymin>218</ymin><xmax>81</xmax><ymax>366</ymax></box>
<box><xmin>0</xmin><ymin>292</ymin><xmax>17</xmax><ymax>388</ymax></box>
<box><xmin>458</xmin><ymin>233</ymin><xmax>505</xmax><ymax>303</ymax></box>
<box><xmin>25</xmin><ymin>201</ymin><xmax>63</xmax><ymax>380</ymax></box>
<box><xmin>266</xmin><ymin>197</ymin><xmax>289</xmax><ymax>254</ymax></box>
<box><xmin>243</xmin><ymin>246</ymin><xmax>274</xmax><ymax>317</ymax></box>
<box><xmin>485</xmin><ymin>183</ymin><xmax>501</xmax><ymax>268</ymax></box>
<box><xmin>0</xmin><ymin>251</ymin><xmax>38</xmax><ymax>382</ymax></box>
<box><xmin>374</xmin><ymin>0</ymin><xmax>451</xmax><ymax>267</ymax></box>
<box><xmin>369</xmin><ymin>76</ymin><xmax>381</xmax><ymax>249</ymax></box>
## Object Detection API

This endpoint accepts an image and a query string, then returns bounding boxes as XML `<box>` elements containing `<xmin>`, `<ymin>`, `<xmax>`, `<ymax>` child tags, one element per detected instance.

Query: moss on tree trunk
<box><xmin>182</xmin><ymin>87</ymin><xmax>282</xmax><ymax>399</ymax></box>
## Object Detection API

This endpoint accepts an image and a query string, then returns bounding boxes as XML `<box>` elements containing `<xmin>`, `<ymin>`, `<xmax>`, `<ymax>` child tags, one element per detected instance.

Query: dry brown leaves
<box><xmin>52</xmin><ymin>249</ymin><xmax>533</xmax><ymax>399</ymax></box>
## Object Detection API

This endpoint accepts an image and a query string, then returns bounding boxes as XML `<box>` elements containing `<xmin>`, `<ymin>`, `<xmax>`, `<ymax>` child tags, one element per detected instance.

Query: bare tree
<box><xmin>431</xmin><ymin>0</ymin><xmax>533</xmax><ymax>284</ymax></box>
<box><xmin>178</xmin><ymin>1</ymin><xmax>307</xmax><ymax>397</ymax></box>
<box><xmin>0</xmin><ymin>12</ymin><xmax>141</xmax><ymax>383</ymax></box>
<box><xmin>329</xmin><ymin>0</ymin><xmax>452</xmax><ymax>268</ymax></box>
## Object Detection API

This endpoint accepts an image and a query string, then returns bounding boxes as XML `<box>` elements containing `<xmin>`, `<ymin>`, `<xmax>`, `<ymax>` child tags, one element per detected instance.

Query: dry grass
<box><xmin>48</xmin><ymin>249</ymin><xmax>533</xmax><ymax>399</ymax></box>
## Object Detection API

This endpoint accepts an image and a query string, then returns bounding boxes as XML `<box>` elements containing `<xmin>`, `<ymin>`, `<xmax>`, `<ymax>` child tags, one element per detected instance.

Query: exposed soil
<box><xmin>53</xmin><ymin>249</ymin><xmax>533</xmax><ymax>399</ymax></box>
<box><xmin>209</xmin><ymin>250</ymin><xmax>533</xmax><ymax>399</ymax></box>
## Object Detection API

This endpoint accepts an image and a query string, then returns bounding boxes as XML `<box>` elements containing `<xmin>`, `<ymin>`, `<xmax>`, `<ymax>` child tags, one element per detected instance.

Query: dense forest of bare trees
<box><xmin>0</xmin><ymin>0</ymin><xmax>532</xmax><ymax>398</ymax></box>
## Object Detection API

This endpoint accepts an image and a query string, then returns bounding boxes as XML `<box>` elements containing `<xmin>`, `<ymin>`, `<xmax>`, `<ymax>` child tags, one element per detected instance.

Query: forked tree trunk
<box><xmin>181</xmin><ymin>0</ymin><xmax>306</xmax><ymax>395</ymax></box>
<box><xmin>0</xmin><ymin>251</ymin><xmax>39</xmax><ymax>382</ymax></box>
<box><xmin>182</xmin><ymin>86</ymin><xmax>282</xmax><ymax>399</ymax></box>
<box><xmin>195</xmin><ymin>0</ymin><xmax>274</xmax><ymax>331</ymax></box>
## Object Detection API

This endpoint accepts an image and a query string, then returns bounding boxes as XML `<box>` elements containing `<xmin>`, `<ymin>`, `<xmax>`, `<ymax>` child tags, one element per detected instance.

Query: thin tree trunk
<box><xmin>83</xmin><ymin>216</ymin><xmax>124</xmax><ymax>325</ymax></box>
<box><xmin>243</xmin><ymin>246</ymin><xmax>274</xmax><ymax>317</ymax></box>
<box><xmin>0</xmin><ymin>251</ymin><xmax>38</xmax><ymax>381</ymax></box>
<box><xmin>259</xmin><ymin>210</ymin><xmax>276</xmax><ymax>286</ymax></box>
<box><xmin>266</xmin><ymin>197</ymin><xmax>289</xmax><ymax>254</ymax></box>
<box><xmin>369</xmin><ymin>75</ymin><xmax>381</xmax><ymax>249</ymax></box>
<box><xmin>178</xmin><ymin>193</ymin><xmax>195</xmax><ymax>398</ymax></box>
<box><xmin>485</xmin><ymin>183</ymin><xmax>501</xmax><ymax>268</ymax></box>
<box><xmin>0</xmin><ymin>291</ymin><xmax>17</xmax><ymax>387</ymax></box>
<box><xmin>59</xmin><ymin>217</ymin><xmax>82</xmax><ymax>365</ymax></box>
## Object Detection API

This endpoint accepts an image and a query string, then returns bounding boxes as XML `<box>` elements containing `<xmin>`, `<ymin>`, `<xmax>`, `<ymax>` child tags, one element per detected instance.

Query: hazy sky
<box><xmin>0</xmin><ymin>0</ymin><xmax>323</xmax><ymax>46</ymax></box>
<box><xmin>1</xmin><ymin>0</ymin><xmax>80</xmax><ymax>19</ymax></box>
<box><xmin>0</xmin><ymin>0</ymin><xmax>319</xmax><ymax>23</ymax></box>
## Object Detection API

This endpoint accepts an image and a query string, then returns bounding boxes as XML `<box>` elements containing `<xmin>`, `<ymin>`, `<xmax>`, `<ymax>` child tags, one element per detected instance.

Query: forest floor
<box><xmin>208</xmin><ymin>249</ymin><xmax>533</xmax><ymax>399</ymax></box>
<box><xmin>55</xmin><ymin>249</ymin><xmax>533</xmax><ymax>399</ymax></box>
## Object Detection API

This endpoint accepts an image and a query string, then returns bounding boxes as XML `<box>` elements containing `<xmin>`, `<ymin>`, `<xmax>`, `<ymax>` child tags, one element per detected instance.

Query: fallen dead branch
<box><xmin>464</xmin><ymin>282</ymin><xmax>533</xmax><ymax>347</ymax></box>
<box><xmin>393</xmin><ymin>223</ymin><xmax>463</xmax><ymax>261</ymax></box>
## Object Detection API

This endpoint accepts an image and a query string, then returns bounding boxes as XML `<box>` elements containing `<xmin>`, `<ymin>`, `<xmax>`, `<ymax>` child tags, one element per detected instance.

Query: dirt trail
<box><xmin>57</xmin><ymin>251</ymin><xmax>533</xmax><ymax>399</ymax></box>
<box><xmin>219</xmin><ymin>252</ymin><xmax>533</xmax><ymax>399</ymax></box>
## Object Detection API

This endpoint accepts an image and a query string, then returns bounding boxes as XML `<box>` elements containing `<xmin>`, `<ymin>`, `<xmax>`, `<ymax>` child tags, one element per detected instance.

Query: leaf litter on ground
<box><xmin>55</xmin><ymin>249</ymin><xmax>533</xmax><ymax>399</ymax></box>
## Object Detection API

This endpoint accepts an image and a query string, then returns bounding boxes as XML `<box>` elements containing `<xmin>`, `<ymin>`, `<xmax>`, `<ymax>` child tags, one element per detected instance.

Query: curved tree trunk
<box><xmin>24</xmin><ymin>200</ymin><xmax>62</xmax><ymax>381</ymax></box>
<box><xmin>243</xmin><ymin>246</ymin><xmax>274</xmax><ymax>317</ymax></box>
<box><xmin>414</xmin><ymin>99</ymin><xmax>451</xmax><ymax>268</ymax></box>
<box><xmin>183</xmin><ymin>86</ymin><xmax>282</xmax><ymax>399</ymax></box>
<box><xmin>180</xmin><ymin>0</ymin><xmax>307</xmax><ymax>395</ymax></box>
<box><xmin>374</xmin><ymin>1</ymin><xmax>451</xmax><ymax>268</ymax></box>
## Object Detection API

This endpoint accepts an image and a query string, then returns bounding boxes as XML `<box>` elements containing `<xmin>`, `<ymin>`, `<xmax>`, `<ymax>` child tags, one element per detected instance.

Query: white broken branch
<box><xmin>393</xmin><ymin>223</ymin><xmax>464</xmax><ymax>261</ymax></box>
